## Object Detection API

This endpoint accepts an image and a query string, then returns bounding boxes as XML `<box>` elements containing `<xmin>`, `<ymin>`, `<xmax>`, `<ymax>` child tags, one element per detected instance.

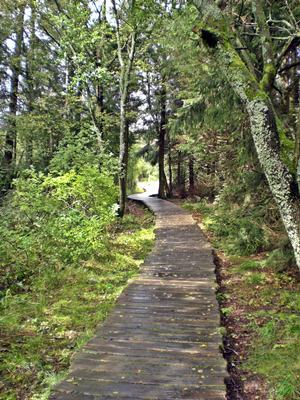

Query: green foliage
<box><xmin>264</xmin><ymin>248</ymin><xmax>295</xmax><ymax>272</ymax></box>
<box><xmin>206</xmin><ymin>212</ymin><xmax>266</xmax><ymax>256</ymax></box>
<box><xmin>0</xmin><ymin>166</ymin><xmax>118</xmax><ymax>293</ymax></box>
<box><xmin>247</xmin><ymin>313</ymin><xmax>300</xmax><ymax>399</ymax></box>
<box><xmin>246</xmin><ymin>272</ymin><xmax>266</xmax><ymax>285</ymax></box>
<box><xmin>184</xmin><ymin>196</ymin><xmax>268</xmax><ymax>256</ymax></box>
<box><xmin>221</xmin><ymin>306</ymin><xmax>233</xmax><ymax>317</ymax></box>
<box><xmin>239</xmin><ymin>260</ymin><xmax>262</xmax><ymax>271</ymax></box>
<box><xmin>183</xmin><ymin>200</ymin><xmax>211</xmax><ymax>215</ymax></box>
<box><xmin>0</xmin><ymin>204</ymin><xmax>155</xmax><ymax>399</ymax></box>
<box><xmin>49</xmin><ymin>129</ymin><xmax>99</xmax><ymax>173</ymax></box>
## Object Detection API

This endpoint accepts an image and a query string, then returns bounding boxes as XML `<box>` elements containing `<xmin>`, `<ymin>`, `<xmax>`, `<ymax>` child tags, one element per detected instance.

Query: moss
<box><xmin>259</xmin><ymin>63</ymin><xmax>276</xmax><ymax>93</ymax></box>
<box><xmin>247</xmin><ymin>313</ymin><xmax>300</xmax><ymax>399</ymax></box>
<box><xmin>276</xmin><ymin>118</ymin><xmax>295</xmax><ymax>174</ymax></box>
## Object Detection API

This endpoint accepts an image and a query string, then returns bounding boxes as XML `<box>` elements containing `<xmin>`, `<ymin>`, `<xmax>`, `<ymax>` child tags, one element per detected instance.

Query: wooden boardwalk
<box><xmin>50</xmin><ymin>194</ymin><xmax>228</xmax><ymax>400</ymax></box>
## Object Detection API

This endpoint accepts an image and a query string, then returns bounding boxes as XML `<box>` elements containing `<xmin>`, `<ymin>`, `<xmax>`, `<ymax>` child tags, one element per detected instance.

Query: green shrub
<box><xmin>209</xmin><ymin>214</ymin><xmax>266</xmax><ymax>256</ymax></box>
<box><xmin>0</xmin><ymin>166</ymin><xmax>118</xmax><ymax>293</ymax></box>
<box><xmin>239</xmin><ymin>260</ymin><xmax>262</xmax><ymax>271</ymax></box>
<box><xmin>246</xmin><ymin>272</ymin><xmax>266</xmax><ymax>285</ymax></box>
<box><xmin>183</xmin><ymin>200</ymin><xmax>212</xmax><ymax>216</ymax></box>
<box><xmin>264</xmin><ymin>248</ymin><xmax>295</xmax><ymax>272</ymax></box>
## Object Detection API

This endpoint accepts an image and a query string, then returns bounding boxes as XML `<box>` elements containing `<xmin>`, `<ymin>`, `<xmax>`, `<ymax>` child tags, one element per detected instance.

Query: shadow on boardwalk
<box><xmin>50</xmin><ymin>194</ymin><xmax>228</xmax><ymax>400</ymax></box>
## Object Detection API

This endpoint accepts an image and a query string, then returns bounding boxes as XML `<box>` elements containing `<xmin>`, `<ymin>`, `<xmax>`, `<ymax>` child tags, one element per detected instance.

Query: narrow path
<box><xmin>50</xmin><ymin>194</ymin><xmax>228</xmax><ymax>400</ymax></box>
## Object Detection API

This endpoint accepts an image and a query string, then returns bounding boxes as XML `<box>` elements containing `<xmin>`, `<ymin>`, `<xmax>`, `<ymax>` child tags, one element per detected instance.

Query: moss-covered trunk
<box><xmin>192</xmin><ymin>0</ymin><xmax>300</xmax><ymax>269</ymax></box>
<box><xmin>220</xmin><ymin>49</ymin><xmax>300</xmax><ymax>268</ymax></box>
<box><xmin>247</xmin><ymin>99</ymin><xmax>300</xmax><ymax>268</ymax></box>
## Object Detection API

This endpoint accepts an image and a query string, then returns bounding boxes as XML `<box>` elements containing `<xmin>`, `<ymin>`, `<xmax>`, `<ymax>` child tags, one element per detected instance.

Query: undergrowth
<box><xmin>0</xmin><ymin>167</ymin><xmax>155</xmax><ymax>400</ymax></box>
<box><xmin>184</xmin><ymin>193</ymin><xmax>300</xmax><ymax>400</ymax></box>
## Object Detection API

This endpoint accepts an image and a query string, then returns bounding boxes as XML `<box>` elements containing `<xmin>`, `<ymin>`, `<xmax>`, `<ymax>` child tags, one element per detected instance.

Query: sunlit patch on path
<box><xmin>50</xmin><ymin>194</ymin><xmax>228</xmax><ymax>399</ymax></box>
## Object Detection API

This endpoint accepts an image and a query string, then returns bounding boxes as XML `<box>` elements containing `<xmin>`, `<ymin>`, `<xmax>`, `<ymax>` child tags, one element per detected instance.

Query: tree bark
<box><xmin>168</xmin><ymin>134</ymin><xmax>173</xmax><ymax>196</ymax></box>
<box><xmin>2</xmin><ymin>5</ymin><xmax>25</xmax><ymax>186</ymax></box>
<box><xmin>158</xmin><ymin>79</ymin><xmax>168</xmax><ymax>198</ymax></box>
<box><xmin>189</xmin><ymin>157</ymin><xmax>195</xmax><ymax>194</ymax></box>
<box><xmin>192</xmin><ymin>0</ymin><xmax>300</xmax><ymax>269</ymax></box>
<box><xmin>119</xmin><ymin>119</ymin><xmax>129</xmax><ymax>215</ymax></box>
<box><xmin>296</xmin><ymin>106</ymin><xmax>300</xmax><ymax>190</ymax></box>
<box><xmin>112</xmin><ymin>0</ymin><xmax>136</xmax><ymax>217</ymax></box>
<box><xmin>25</xmin><ymin>1</ymin><xmax>37</xmax><ymax>167</ymax></box>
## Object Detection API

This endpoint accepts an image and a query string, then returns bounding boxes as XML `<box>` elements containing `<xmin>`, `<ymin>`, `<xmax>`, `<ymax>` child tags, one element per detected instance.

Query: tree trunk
<box><xmin>192</xmin><ymin>0</ymin><xmax>300</xmax><ymax>269</ymax></box>
<box><xmin>296</xmin><ymin>106</ymin><xmax>300</xmax><ymax>190</ymax></box>
<box><xmin>2</xmin><ymin>6</ymin><xmax>25</xmax><ymax>186</ymax></box>
<box><xmin>189</xmin><ymin>157</ymin><xmax>195</xmax><ymax>195</ymax></box>
<box><xmin>119</xmin><ymin>89</ymin><xmax>129</xmax><ymax>216</ymax></box>
<box><xmin>119</xmin><ymin>119</ymin><xmax>129</xmax><ymax>216</ymax></box>
<box><xmin>95</xmin><ymin>83</ymin><xmax>104</xmax><ymax>142</ymax></box>
<box><xmin>25</xmin><ymin>2</ymin><xmax>37</xmax><ymax>167</ymax></box>
<box><xmin>177</xmin><ymin>150</ymin><xmax>186</xmax><ymax>198</ymax></box>
<box><xmin>177</xmin><ymin>151</ymin><xmax>181</xmax><ymax>187</ymax></box>
<box><xmin>168</xmin><ymin>134</ymin><xmax>173</xmax><ymax>196</ymax></box>
<box><xmin>112</xmin><ymin>0</ymin><xmax>136</xmax><ymax>217</ymax></box>
<box><xmin>94</xmin><ymin>43</ymin><xmax>105</xmax><ymax>146</ymax></box>
<box><xmin>158</xmin><ymin>79</ymin><xmax>168</xmax><ymax>198</ymax></box>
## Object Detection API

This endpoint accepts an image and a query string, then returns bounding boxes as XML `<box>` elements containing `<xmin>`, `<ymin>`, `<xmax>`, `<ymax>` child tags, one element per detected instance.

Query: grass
<box><xmin>247</xmin><ymin>312</ymin><xmax>300</xmax><ymax>399</ymax></box>
<box><xmin>183</xmin><ymin>200</ymin><xmax>267</xmax><ymax>256</ymax></box>
<box><xmin>184</xmin><ymin>198</ymin><xmax>300</xmax><ymax>399</ymax></box>
<box><xmin>226</xmin><ymin>259</ymin><xmax>300</xmax><ymax>399</ymax></box>
<box><xmin>0</xmin><ymin>206</ymin><xmax>155</xmax><ymax>400</ymax></box>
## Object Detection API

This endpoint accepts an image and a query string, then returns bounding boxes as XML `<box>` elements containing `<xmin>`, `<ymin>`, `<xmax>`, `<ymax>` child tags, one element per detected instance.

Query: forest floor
<box><xmin>0</xmin><ymin>202</ymin><xmax>154</xmax><ymax>400</ymax></box>
<box><xmin>182</xmin><ymin>200</ymin><xmax>300</xmax><ymax>400</ymax></box>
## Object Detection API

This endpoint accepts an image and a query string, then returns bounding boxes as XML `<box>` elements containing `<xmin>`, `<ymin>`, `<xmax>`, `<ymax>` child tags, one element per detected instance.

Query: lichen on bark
<box><xmin>192</xmin><ymin>0</ymin><xmax>300</xmax><ymax>269</ymax></box>
<box><xmin>247</xmin><ymin>99</ymin><xmax>300</xmax><ymax>268</ymax></box>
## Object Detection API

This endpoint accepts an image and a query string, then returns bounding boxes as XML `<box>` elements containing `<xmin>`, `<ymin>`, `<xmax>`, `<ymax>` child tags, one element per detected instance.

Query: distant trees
<box><xmin>1</xmin><ymin>3</ymin><xmax>25</xmax><ymax>189</ymax></box>
<box><xmin>1</xmin><ymin>0</ymin><xmax>299</xmax><ymax>268</ymax></box>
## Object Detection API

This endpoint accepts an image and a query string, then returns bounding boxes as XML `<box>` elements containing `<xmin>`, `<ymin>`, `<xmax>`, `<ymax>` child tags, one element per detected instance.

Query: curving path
<box><xmin>50</xmin><ymin>194</ymin><xmax>228</xmax><ymax>400</ymax></box>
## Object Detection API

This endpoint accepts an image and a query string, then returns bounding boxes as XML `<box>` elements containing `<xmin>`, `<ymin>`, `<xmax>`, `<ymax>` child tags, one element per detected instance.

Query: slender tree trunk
<box><xmin>2</xmin><ymin>6</ymin><xmax>25</xmax><ymax>186</ymax></box>
<box><xmin>95</xmin><ymin>83</ymin><xmax>104</xmax><ymax>142</ymax></box>
<box><xmin>94</xmin><ymin>44</ymin><xmax>105</xmax><ymax>146</ymax></box>
<box><xmin>119</xmin><ymin>87</ymin><xmax>129</xmax><ymax>216</ymax></box>
<box><xmin>158</xmin><ymin>79</ymin><xmax>168</xmax><ymax>198</ymax></box>
<box><xmin>168</xmin><ymin>134</ymin><xmax>173</xmax><ymax>196</ymax></box>
<box><xmin>119</xmin><ymin>118</ymin><xmax>129</xmax><ymax>215</ymax></box>
<box><xmin>25</xmin><ymin>2</ymin><xmax>37</xmax><ymax>167</ymax></box>
<box><xmin>118</xmin><ymin>53</ymin><xmax>135</xmax><ymax>216</ymax></box>
<box><xmin>192</xmin><ymin>0</ymin><xmax>300</xmax><ymax>269</ymax></box>
<box><xmin>177</xmin><ymin>151</ymin><xmax>182</xmax><ymax>187</ymax></box>
<box><xmin>189</xmin><ymin>157</ymin><xmax>195</xmax><ymax>194</ymax></box>
<box><xmin>112</xmin><ymin>0</ymin><xmax>136</xmax><ymax>217</ymax></box>
<box><xmin>291</xmin><ymin>48</ymin><xmax>299</xmax><ymax>110</ymax></box>
<box><xmin>296</xmin><ymin>106</ymin><xmax>300</xmax><ymax>190</ymax></box>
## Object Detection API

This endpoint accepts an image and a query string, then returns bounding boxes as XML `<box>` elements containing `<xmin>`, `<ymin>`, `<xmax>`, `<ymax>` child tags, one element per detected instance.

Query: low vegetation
<box><xmin>0</xmin><ymin>165</ymin><xmax>154</xmax><ymax>400</ymax></box>
<box><xmin>184</xmin><ymin>197</ymin><xmax>300</xmax><ymax>400</ymax></box>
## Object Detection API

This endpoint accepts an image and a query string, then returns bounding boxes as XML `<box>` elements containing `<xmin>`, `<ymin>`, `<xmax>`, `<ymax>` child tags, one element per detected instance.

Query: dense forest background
<box><xmin>1</xmin><ymin>0</ymin><xmax>300</xmax><ymax>399</ymax></box>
